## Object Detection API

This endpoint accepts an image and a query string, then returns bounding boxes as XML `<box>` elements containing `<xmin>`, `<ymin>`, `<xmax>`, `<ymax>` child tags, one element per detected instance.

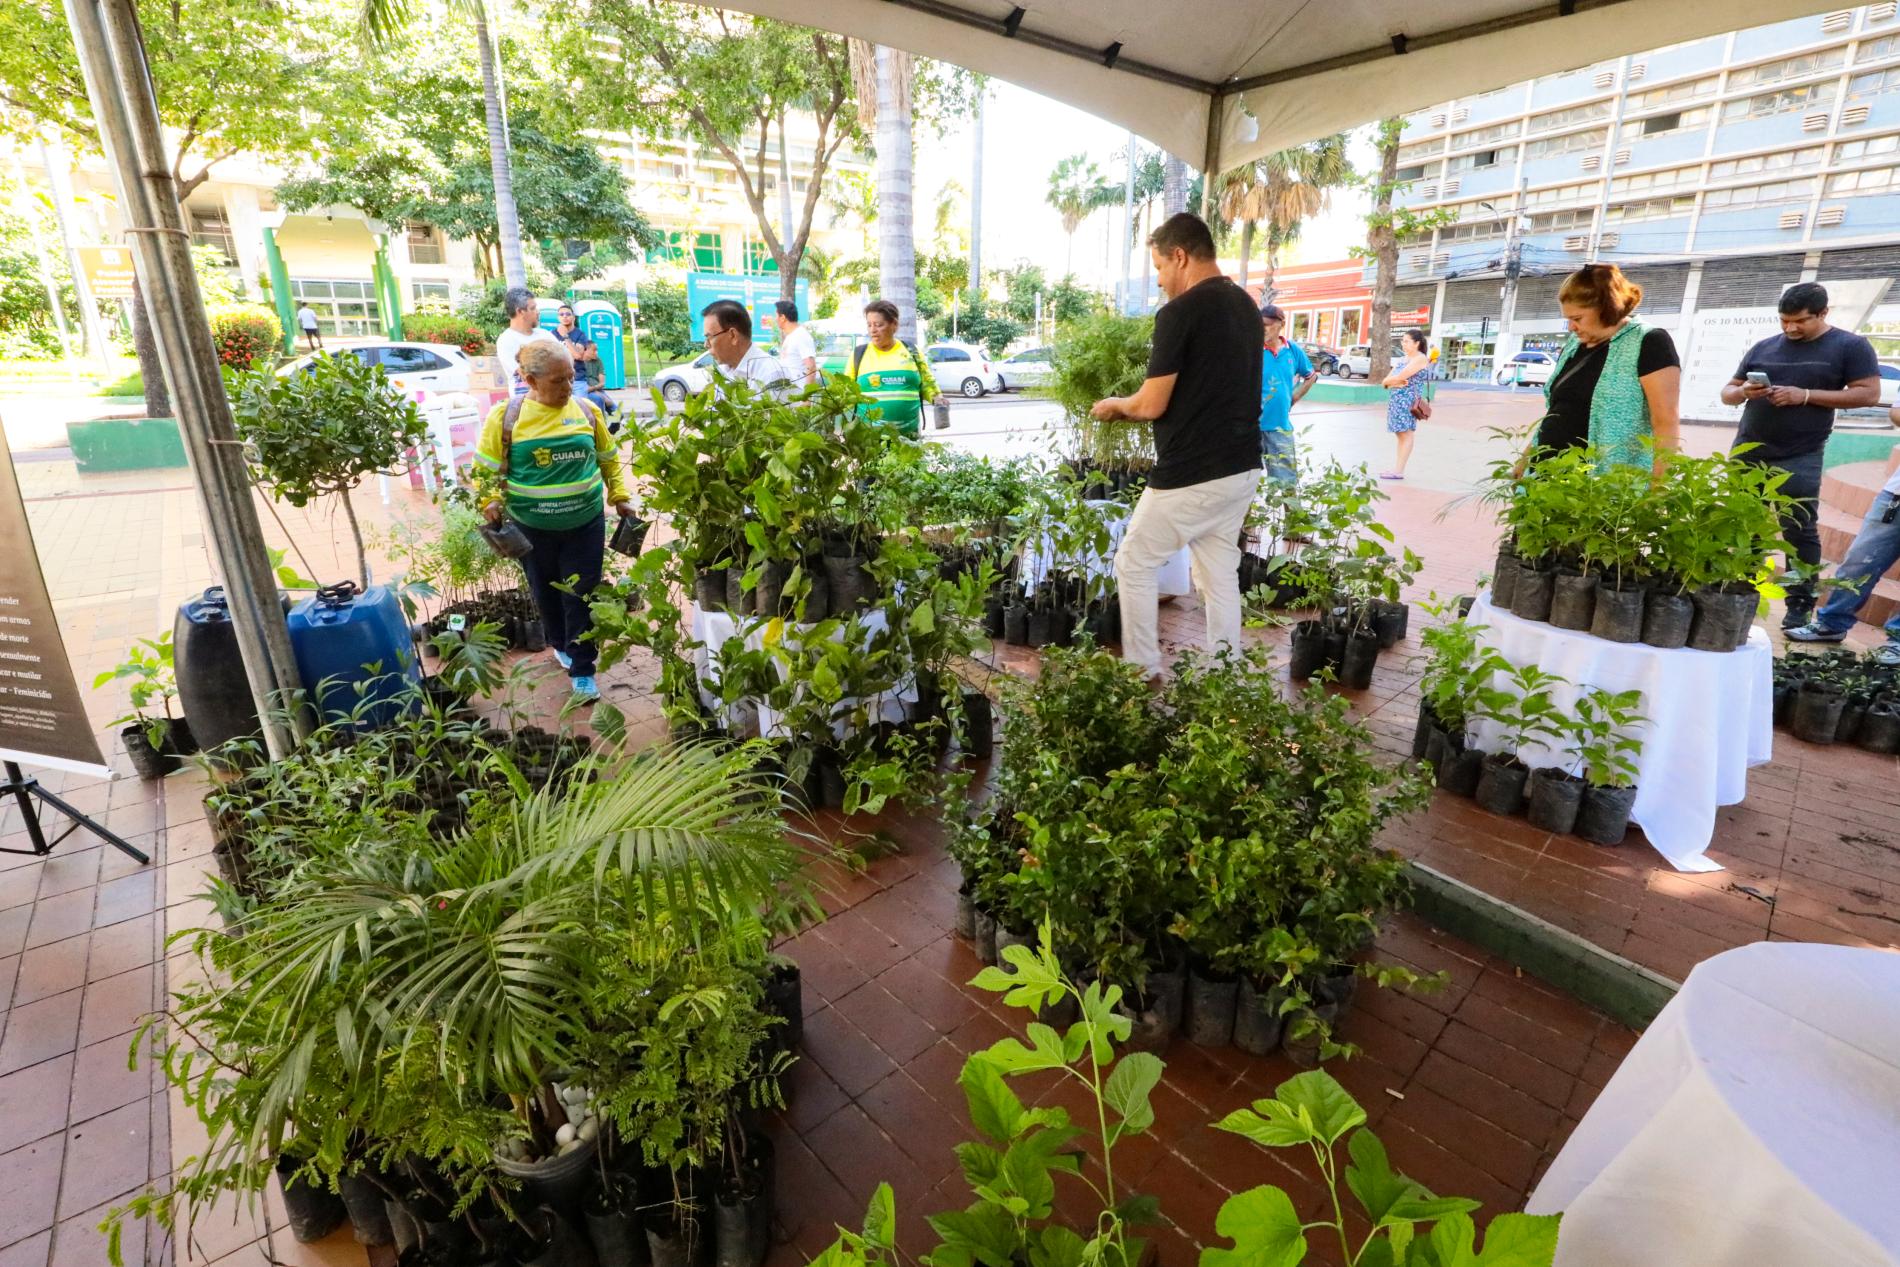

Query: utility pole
<box><xmin>1120</xmin><ymin>132</ymin><xmax>1136</xmax><ymax>314</ymax></box>
<box><xmin>38</xmin><ymin>138</ymin><xmax>114</xmax><ymax>381</ymax></box>
<box><xmin>61</xmin><ymin>0</ymin><xmax>307</xmax><ymax>759</ymax></box>
<box><xmin>969</xmin><ymin>87</ymin><xmax>984</xmax><ymax>300</ymax></box>
<box><xmin>1494</xmin><ymin>175</ymin><xmax>1531</xmax><ymax>375</ymax></box>
<box><xmin>8</xmin><ymin>152</ymin><xmax>74</xmax><ymax>362</ymax></box>
<box><xmin>1587</xmin><ymin>55</ymin><xmax>1632</xmax><ymax>262</ymax></box>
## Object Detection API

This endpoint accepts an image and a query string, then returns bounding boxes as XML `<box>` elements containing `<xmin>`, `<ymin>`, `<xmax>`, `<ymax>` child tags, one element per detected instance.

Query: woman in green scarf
<box><xmin>1515</xmin><ymin>264</ymin><xmax>1681</xmax><ymax>476</ymax></box>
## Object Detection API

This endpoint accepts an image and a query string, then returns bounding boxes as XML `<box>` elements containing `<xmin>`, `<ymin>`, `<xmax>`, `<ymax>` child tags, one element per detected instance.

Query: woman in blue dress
<box><xmin>1380</xmin><ymin>328</ymin><xmax>1431</xmax><ymax>480</ymax></box>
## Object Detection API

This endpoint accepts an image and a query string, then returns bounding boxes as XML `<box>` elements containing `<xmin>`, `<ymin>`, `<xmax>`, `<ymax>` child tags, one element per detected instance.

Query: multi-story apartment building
<box><xmin>1386</xmin><ymin>4</ymin><xmax>1900</xmax><ymax>390</ymax></box>
<box><xmin>11</xmin><ymin>118</ymin><xmax>868</xmax><ymax>341</ymax></box>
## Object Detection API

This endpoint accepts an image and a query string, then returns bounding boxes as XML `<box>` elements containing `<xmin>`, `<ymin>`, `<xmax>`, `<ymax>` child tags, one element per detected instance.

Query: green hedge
<box><xmin>404</xmin><ymin>314</ymin><xmax>488</xmax><ymax>355</ymax></box>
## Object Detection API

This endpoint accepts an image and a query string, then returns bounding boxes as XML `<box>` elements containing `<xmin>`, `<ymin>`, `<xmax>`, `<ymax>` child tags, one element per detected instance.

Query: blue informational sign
<box><xmin>683</xmin><ymin>273</ymin><xmax>813</xmax><ymax>346</ymax></box>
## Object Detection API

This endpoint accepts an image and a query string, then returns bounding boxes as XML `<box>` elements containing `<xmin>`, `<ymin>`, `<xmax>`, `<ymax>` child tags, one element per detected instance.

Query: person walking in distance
<box><xmin>1090</xmin><ymin>212</ymin><xmax>1264</xmax><ymax>681</ymax></box>
<box><xmin>1258</xmin><ymin>303</ymin><xmax>1316</xmax><ymax>485</ymax></box>
<box><xmin>296</xmin><ymin>302</ymin><xmax>322</xmax><ymax>351</ymax></box>
<box><xmin>1787</xmin><ymin>400</ymin><xmax>1900</xmax><ymax>657</ymax></box>
<box><xmin>1722</xmin><ymin>283</ymin><xmax>1881</xmax><ymax>631</ymax></box>
<box><xmin>1379</xmin><ymin>329</ymin><xmax>1431</xmax><ymax>480</ymax></box>
<box><xmin>772</xmin><ymin>300</ymin><xmax>820</xmax><ymax>389</ymax></box>
<box><xmin>853</xmin><ymin>299</ymin><xmax>943</xmax><ymax>437</ymax></box>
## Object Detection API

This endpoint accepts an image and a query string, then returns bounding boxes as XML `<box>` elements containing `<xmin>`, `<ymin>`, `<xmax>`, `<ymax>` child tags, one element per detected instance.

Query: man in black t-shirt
<box><xmin>1720</xmin><ymin>283</ymin><xmax>1880</xmax><ymax>628</ymax></box>
<box><xmin>1091</xmin><ymin>212</ymin><xmax>1263</xmax><ymax>678</ymax></box>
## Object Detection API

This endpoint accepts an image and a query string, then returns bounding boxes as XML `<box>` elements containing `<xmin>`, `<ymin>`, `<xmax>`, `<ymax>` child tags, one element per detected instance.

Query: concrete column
<box><xmin>221</xmin><ymin>184</ymin><xmax>264</xmax><ymax>298</ymax></box>
<box><xmin>261</xmin><ymin>227</ymin><xmax>296</xmax><ymax>353</ymax></box>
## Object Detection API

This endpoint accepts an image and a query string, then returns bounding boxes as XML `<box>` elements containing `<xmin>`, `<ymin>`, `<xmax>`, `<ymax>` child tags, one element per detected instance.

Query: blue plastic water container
<box><xmin>286</xmin><ymin>582</ymin><xmax>421</xmax><ymax>727</ymax></box>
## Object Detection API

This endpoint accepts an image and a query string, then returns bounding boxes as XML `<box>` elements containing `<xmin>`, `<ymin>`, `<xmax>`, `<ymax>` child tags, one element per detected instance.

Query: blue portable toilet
<box><xmin>574</xmin><ymin>299</ymin><xmax>625</xmax><ymax>389</ymax></box>
<box><xmin>537</xmin><ymin>298</ymin><xmax>626</xmax><ymax>389</ymax></box>
<box><xmin>286</xmin><ymin>582</ymin><xmax>421</xmax><ymax>727</ymax></box>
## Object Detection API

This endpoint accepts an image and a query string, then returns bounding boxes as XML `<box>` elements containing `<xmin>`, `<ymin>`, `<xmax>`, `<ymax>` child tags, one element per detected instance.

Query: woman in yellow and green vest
<box><xmin>475</xmin><ymin>340</ymin><xmax>634</xmax><ymax>703</ymax></box>
<box><xmin>852</xmin><ymin>298</ymin><xmax>944</xmax><ymax>437</ymax></box>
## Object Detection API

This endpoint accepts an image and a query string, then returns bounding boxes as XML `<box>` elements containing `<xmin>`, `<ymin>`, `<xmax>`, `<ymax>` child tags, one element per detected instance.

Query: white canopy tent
<box><xmin>705</xmin><ymin>0</ymin><xmax>1843</xmax><ymax>173</ymax></box>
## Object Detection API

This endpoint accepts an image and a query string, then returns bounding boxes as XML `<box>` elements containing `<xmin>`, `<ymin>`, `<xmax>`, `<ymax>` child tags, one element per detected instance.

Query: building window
<box><xmin>1525</xmin><ymin>128</ymin><xmax>1607</xmax><ymax>160</ymax></box>
<box><xmin>1530</xmin><ymin>208</ymin><xmax>1595</xmax><ymax>233</ymax></box>
<box><xmin>1527</xmin><ymin>102</ymin><xmax>1613</xmax><ymax>134</ymax></box>
<box><xmin>1628</xmin><ymin>76</ymin><xmax>1719</xmax><ymax>109</ymax></box>
<box><xmin>743</xmin><ymin>239</ymin><xmax>780</xmax><ymax>274</ymax></box>
<box><xmin>692</xmin><ymin>231</ymin><xmax>724</xmax><ymax>271</ymax></box>
<box><xmin>1624</xmin><ymin>106</ymin><xmax>1711</xmax><ymax>139</ymax></box>
<box><xmin>1857</xmin><ymin>34</ymin><xmax>1900</xmax><ymax>63</ymax></box>
<box><xmin>1397</xmin><ymin>139</ymin><xmax>1445</xmax><ymax>164</ymax></box>
<box><xmin>405</xmin><ymin>222</ymin><xmax>443</xmax><ymax>265</ymax></box>
<box><xmin>411</xmin><ymin>280</ymin><xmax>452</xmax><ymax>307</ymax></box>
<box><xmin>1440</xmin><ymin>218</ymin><xmax>1505</xmax><ymax>243</ymax></box>
<box><xmin>1612</xmin><ymin>165</ymin><xmax>1701</xmax><ymax>194</ymax></box>
<box><xmin>1710</xmin><ymin>145</ymin><xmax>1826</xmax><ymax>177</ymax></box>
<box><xmin>1721</xmin><ymin>82</ymin><xmax>1838</xmax><ymax>122</ymax></box>
<box><xmin>188</xmin><ymin>209</ymin><xmax>236</xmax><ymax>263</ymax></box>
<box><xmin>1826</xmin><ymin>165</ymin><xmax>1900</xmax><ymax>193</ymax></box>
<box><xmin>1446</xmin><ymin>146</ymin><xmax>1513</xmax><ymax>173</ymax></box>
<box><xmin>1338</xmin><ymin>308</ymin><xmax>1362</xmax><ymax>342</ymax></box>
<box><xmin>1395</xmin><ymin>163</ymin><xmax>1432</xmax><ymax>183</ymax></box>
<box><xmin>290</xmin><ymin>278</ymin><xmax>381</xmax><ymax>337</ymax></box>
<box><xmin>1702</xmin><ymin>177</ymin><xmax>1817</xmax><ymax>209</ymax></box>
<box><xmin>1607</xmin><ymin>195</ymin><xmax>1696</xmax><ymax>222</ymax></box>
<box><xmin>1524</xmin><ymin>181</ymin><xmax>1596</xmax><ymax>208</ymax></box>
<box><xmin>1836</xmin><ymin>132</ymin><xmax>1900</xmax><ymax>161</ymax></box>
<box><xmin>1729</xmin><ymin>48</ymin><xmax>1847</xmax><ymax>91</ymax></box>
<box><xmin>1451</xmin><ymin>120</ymin><xmax>1521</xmax><ymax>148</ymax></box>
<box><xmin>1848</xmin><ymin>66</ymin><xmax>1900</xmax><ymax>98</ymax></box>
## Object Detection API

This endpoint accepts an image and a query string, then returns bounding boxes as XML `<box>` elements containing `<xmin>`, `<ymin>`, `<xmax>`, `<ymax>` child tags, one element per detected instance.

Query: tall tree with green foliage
<box><xmin>0</xmin><ymin>0</ymin><xmax>337</xmax><ymax>413</ymax></box>
<box><xmin>279</xmin><ymin>59</ymin><xmax>657</xmax><ymax>284</ymax></box>
<box><xmin>1360</xmin><ymin>119</ymin><xmax>1455</xmax><ymax>378</ymax></box>
<box><xmin>1218</xmin><ymin>135</ymin><xmax>1354</xmax><ymax>292</ymax></box>
<box><xmin>1046</xmin><ymin>154</ymin><xmax>1116</xmax><ymax>279</ymax></box>
<box><xmin>557</xmin><ymin>3</ymin><xmax>859</xmax><ymax>303</ymax></box>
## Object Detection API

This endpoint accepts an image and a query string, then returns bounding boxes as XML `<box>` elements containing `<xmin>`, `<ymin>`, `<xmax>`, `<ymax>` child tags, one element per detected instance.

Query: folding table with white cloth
<box><xmin>1528</xmin><ymin>942</ymin><xmax>1900</xmax><ymax>1267</ymax></box>
<box><xmin>1016</xmin><ymin>499</ymin><xmax>1191</xmax><ymax>599</ymax></box>
<box><xmin>690</xmin><ymin>607</ymin><xmax>915</xmax><ymax>739</ymax></box>
<box><xmin>1466</xmin><ymin>592</ymin><xmax>1773</xmax><ymax>872</ymax></box>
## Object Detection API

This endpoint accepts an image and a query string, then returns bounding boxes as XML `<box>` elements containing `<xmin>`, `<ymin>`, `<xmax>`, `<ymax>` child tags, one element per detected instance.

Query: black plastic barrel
<box><xmin>175</xmin><ymin>588</ymin><xmax>265</xmax><ymax>756</ymax></box>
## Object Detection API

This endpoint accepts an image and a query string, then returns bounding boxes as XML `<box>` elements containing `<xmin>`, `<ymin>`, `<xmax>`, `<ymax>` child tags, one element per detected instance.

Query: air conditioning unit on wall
<box><xmin>1779</xmin><ymin>209</ymin><xmax>1806</xmax><ymax>229</ymax></box>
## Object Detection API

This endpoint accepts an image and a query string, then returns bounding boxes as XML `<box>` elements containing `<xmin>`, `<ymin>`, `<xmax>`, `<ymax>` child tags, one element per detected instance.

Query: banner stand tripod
<box><xmin>1</xmin><ymin>761</ymin><xmax>149</xmax><ymax>864</ymax></box>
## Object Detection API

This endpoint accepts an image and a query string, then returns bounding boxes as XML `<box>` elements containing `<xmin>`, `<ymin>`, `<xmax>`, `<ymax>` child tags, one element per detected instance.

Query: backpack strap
<box><xmin>851</xmin><ymin>341</ymin><xmax>867</xmax><ymax>378</ymax></box>
<box><xmin>902</xmin><ymin>340</ymin><xmax>929</xmax><ymax>404</ymax></box>
<box><xmin>499</xmin><ymin>395</ymin><xmax>525</xmax><ymax>498</ymax></box>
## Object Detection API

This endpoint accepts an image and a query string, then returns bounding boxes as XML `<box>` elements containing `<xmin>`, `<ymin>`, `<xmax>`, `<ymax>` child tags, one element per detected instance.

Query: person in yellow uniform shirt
<box><xmin>473</xmin><ymin>340</ymin><xmax>634</xmax><ymax>704</ymax></box>
<box><xmin>852</xmin><ymin>298</ymin><xmax>943</xmax><ymax>437</ymax></box>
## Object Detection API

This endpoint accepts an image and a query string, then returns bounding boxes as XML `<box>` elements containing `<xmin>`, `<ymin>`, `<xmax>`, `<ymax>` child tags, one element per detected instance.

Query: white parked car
<box><xmin>280</xmin><ymin>342</ymin><xmax>472</xmax><ymax>394</ymax></box>
<box><xmin>926</xmin><ymin>342</ymin><xmax>1005</xmax><ymax>397</ymax></box>
<box><xmin>1495</xmin><ymin>351</ymin><xmax>1557</xmax><ymax>387</ymax></box>
<box><xmin>1878</xmin><ymin>362</ymin><xmax>1900</xmax><ymax>407</ymax></box>
<box><xmin>1338</xmin><ymin>344</ymin><xmax>1407</xmax><ymax>379</ymax></box>
<box><xmin>998</xmin><ymin>346</ymin><xmax>1057</xmax><ymax>390</ymax></box>
<box><xmin>654</xmin><ymin>351</ymin><xmax>718</xmax><ymax>402</ymax></box>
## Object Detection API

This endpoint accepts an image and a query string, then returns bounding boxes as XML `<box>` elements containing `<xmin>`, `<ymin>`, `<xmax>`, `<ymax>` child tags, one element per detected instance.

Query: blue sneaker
<box><xmin>569</xmin><ymin>675</ymin><xmax>599</xmax><ymax>702</ymax></box>
<box><xmin>553</xmin><ymin>649</ymin><xmax>573</xmax><ymax>670</ymax></box>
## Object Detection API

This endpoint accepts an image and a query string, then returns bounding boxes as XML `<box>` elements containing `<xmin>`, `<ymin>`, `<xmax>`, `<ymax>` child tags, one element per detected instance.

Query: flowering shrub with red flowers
<box><xmin>402</xmin><ymin>314</ymin><xmax>487</xmax><ymax>356</ymax></box>
<box><xmin>209</xmin><ymin>305</ymin><xmax>284</xmax><ymax>371</ymax></box>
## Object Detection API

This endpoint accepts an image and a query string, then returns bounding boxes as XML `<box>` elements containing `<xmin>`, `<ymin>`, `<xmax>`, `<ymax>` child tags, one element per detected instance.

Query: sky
<box><xmin>910</xmin><ymin>78</ymin><xmax>1378</xmax><ymax>290</ymax></box>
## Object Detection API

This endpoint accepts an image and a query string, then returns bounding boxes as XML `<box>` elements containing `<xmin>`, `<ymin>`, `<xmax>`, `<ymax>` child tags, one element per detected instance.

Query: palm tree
<box><xmin>1217</xmin><ymin>135</ymin><xmax>1354</xmax><ymax>294</ymax></box>
<box><xmin>1046</xmin><ymin>154</ymin><xmax>1113</xmax><ymax>278</ymax></box>
<box><xmin>362</xmin><ymin>0</ymin><xmax>526</xmax><ymax>289</ymax></box>
<box><xmin>849</xmin><ymin>41</ymin><xmax>920</xmax><ymax>343</ymax></box>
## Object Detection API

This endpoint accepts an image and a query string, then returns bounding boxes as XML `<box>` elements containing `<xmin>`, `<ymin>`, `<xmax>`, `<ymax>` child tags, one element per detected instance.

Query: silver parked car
<box><xmin>653</xmin><ymin>351</ymin><xmax>717</xmax><ymax>402</ymax></box>
<box><xmin>998</xmin><ymin>346</ymin><xmax>1057</xmax><ymax>390</ymax></box>
<box><xmin>926</xmin><ymin>342</ymin><xmax>1005</xmax><ymax>397</ymax></box>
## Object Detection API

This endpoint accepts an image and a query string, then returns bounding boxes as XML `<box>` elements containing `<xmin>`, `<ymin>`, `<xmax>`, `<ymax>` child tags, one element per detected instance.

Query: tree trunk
<box><xmin>1163</xmin><ymin>157</ymin><xmax>1188</xmax><ymax>216</ymax></box>
<box><xmin>1237</xmin><ymin>220</ymin><xmax>1254</xmax><ymax>288</ymax></box>
<box><xmin>130</xmin><ymin>276</ymin><xmax>170</xmax><ymax>418</ymax></box>
<box><xmin>874</xmin><ymin>45</ymin><xmax>918</xmax><ymax>344</ymax></box>
<box><xmin>475</xmin><ymin>10</ymin><xmax>527</xmax><ymax>291</ymax></box>
<box><xmin>1367</xmin><ymin>121</ymin><xmax>1401</xmax><ymax>383</ymax></box>
<box><xmin>339</xmin><ymin>485</ymin><xmax>369</xmax><ymax>590</ymax></box>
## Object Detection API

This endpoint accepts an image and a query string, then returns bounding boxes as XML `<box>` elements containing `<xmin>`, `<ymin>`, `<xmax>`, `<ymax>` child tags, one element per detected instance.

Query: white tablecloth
<box><xmin>691</xmin><ymin>608</ymin><xmax>913</xmax><ymax>740</ymax></box>
<box><xmin>1528</xmin><ymin>943</ymin><xmax>1900</xmax><ymax>1267</ymax></box>
<box><xmin>1466</xmin><ymin>593</ymin><xmax>1773</xmax><ymax>872</ymax></box>
<box><xmin>1017</xmin><ymin>499</ymin><xmax>1191</xmax><ymax>598</ymax></box>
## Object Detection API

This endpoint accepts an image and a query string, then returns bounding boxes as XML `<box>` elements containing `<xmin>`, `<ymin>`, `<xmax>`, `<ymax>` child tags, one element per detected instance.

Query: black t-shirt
<box><xmin>1145</xmin><ymin>276</ymin><xmax>1265</xmax><ymax>489</ymax></box>
<box><xmin>1733</xmin><ymin>326</ymin><xmax>1880</xmax><ymax>462</ymax></box>
<box><xmin>1536</xmin><ymin>327</ymin><xmax>1680</xmax><ymax>452</ymax></box>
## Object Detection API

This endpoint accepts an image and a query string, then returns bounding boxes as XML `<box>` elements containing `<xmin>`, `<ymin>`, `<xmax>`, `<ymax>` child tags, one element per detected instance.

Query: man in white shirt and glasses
<box><xmin>701</xmin><ymin>300</ymin><xmax>788</xmax><ymax>398</ymax></box>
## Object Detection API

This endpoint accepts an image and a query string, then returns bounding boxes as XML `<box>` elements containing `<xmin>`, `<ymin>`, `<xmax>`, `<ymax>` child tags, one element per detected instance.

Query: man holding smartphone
<box><xmin>1720</xmin><ymin>283</ymin><xmax>1880</xmax><ymax>630</ymax></box>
